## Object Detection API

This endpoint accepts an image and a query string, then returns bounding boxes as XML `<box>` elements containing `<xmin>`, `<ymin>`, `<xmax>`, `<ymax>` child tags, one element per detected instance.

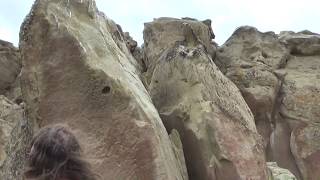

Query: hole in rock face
<box><xmin>262</xmin><ymin>51</ymin><xmax>268</xmax><ymax>58</ymax></box>
<box><xmin>15</xmin><ymin>98</ymin><xmax>23</xmax><ymax>105</ymax></box>
<box><xmin>102</xmin><ymin>86</ymin><xmax>111</xmax><ymax>94</ymax></box>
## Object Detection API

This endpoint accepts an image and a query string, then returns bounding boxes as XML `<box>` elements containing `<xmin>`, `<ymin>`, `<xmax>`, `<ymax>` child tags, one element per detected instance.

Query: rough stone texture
<box><xmin>0</xmin><ymin>40</ymin><xmax>21</xmax><ymax>95</ymax></box>
<box><xmin>216</xmin><ymin>26</ymin><xmax>289</xmax><ymax>150</ymax></box>
<box><xmin>279</xmin><ymin>31</ymin><xmax>320</xmax><ymax>56</ymax></box>
<box><xmin>169</xmin><ymin>129</ymin><xmax>189</xmax><ymax>180</ymax></box>
<box><xmin>18</xmin><ymin>0</ymin><xmax>185</xmax><ymax>179</ymax></box>
<box><xmin>267</xmin><ymin>162</ymin><xmax>297</xmax><ymax>180</ymax></box>
<box><xmin>1</xmin><ymin>2</ymin><xmax>319</xmax><ymax>179</ymax></box>
<box><xmin>143</xmin><ymin>17</ymin><xmax>217</xmax><ymax>84</ymax></box>
<box><xmin>122</xmin><ymin>31</ymin><xmax>146</xmax><ymax>72</ymax></box>
<box><xmin>217</xmin><ymin>27</ymin><xmax>320</xmax><ymax>180</ymax></box>
<box><xmin>0</xmin><ymin>96</ymin><xmax>22</xmax><ymax>166</ymax></box>
<box><xmin>144</xmin><ymin>18</ymin><xmax>268</xmax><ymax>180</ymax></box>
<box><xmin>278</xmin><ymin>32</ymin><xmax>320</xmax><ymax>180</ymax></box>
<box><xmin>0</xmin><ymin>96</ymin><xmax>30</xmax><ymax>180</ymax></box>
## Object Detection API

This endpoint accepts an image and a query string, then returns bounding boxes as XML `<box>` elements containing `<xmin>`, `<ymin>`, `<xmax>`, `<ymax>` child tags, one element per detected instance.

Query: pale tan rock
<box><xmin>0</xmin><ymin>96</ymin><xmax>22</xmax><ymax>165</ymax></box>
<box><xmin>0</xmin><ymin>40</ymin><xmax>21</xmax><ymax>95</ymax></box>
<box><xmin>217</xmin><ymin>26</ymin><xmax>320</xmax><ymax>180</ymax></box>
<box><xmin>0</xmin><ymin>96</ymin><xmax>28</xmax><ymax>180</ymax></box>
<box><xmin>143</xmin><ymin>17</ymin><xmax>217</xmax><ymax>83</ymax></box>
<box><xmin>18</xmin><ymin>0</ymin><xmax>185</xmax><ymax>179</ymax></box>
<box><xmin>279</xmin><ymin>31</ymin><xmax>320</xmax><ymax>55</ymax></box>
<box><xmin>280</xmin><ymin>53</ymin><xmax>320</xmax><ymax>180</ymax></box>
<box><xmin>144</xmin><ymin>18</ymin><xmax>268</xmax><ymax>180</ymax></box>
<box><xmin>169</xmin><ymin>129</ymin><xmax>189</xmax><ymax>180</ymax></box>
<box><xmin>216</xmin><ymin>27</ymin><xmax>304</xmax><ymax>179</ymax></box>
<box><xmin>267</xmin><ymin>162</ymin><xmax>297</xmax><ymax>180</ymax></box>
<box><xmin>216</xmin><ymin>27</ymin><xmax>289</xmax><ymax>151</ymax></box>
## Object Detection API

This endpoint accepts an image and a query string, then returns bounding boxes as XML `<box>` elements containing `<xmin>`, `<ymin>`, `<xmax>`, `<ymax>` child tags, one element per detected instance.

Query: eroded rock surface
<box><xmin>18</xmin><ymin>0</ymin><xmax>185</xmax><ymax>179</ymax></box>
<box><xmin>144</xmin><ymin>18</ymin><xmax>268</xmax><ymax>180</ymax></box>
<box><xmin>0</xmin><ymin>96</ymin><xmax>29</xmax><ymax>180</ymax></box>
<box><xmin>217</xmin><ymin>27</ymin><xmax>320</xmax><ymax>180</ymax></box>
<box><xmin>278</xmin><ymin>32</ymin><xmax>320</xmax><ymax>180</ymax></box>
<box><xmin>0</xmin><ymin>1</ymin><xmax>319</xmax><ymax>179</ymax></box>
<box><xmin>0</xmin><ymin>40</ymin><xmax>21</xmax><ymax>95</ymax></box>
<box><xmin>216</xmin><ymin>26</ymin><xmax>289</xmax><ymax>150</ymax></box>
<box><xmin>267</xmin><ymin>162</ymin><xmax>297</xmax><ymax>180</ymax></box>
<box><xmin>0</xmin><ymin>96</ymin><xmax>23</xmax><ymax>166</ymax></box>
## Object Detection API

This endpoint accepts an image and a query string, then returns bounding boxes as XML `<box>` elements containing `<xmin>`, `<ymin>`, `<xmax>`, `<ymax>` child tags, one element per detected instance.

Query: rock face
<box><xmin>216</xmin><ymin>26</ymin><xmax>288</xmax><ymax>150</ymax></box>
<box><xmin>278</xmin><ymin>31</ymin><xmax>320</xmax><ymax>180</ymax></box>
<box><xmin>169</xmin><ymin>129</ymin><xmax>189</xmax><ymax>180</ymax></box>
<box><xmin>0</xmin><ymin>40</ymin><xmax>21</xmax><ymax>95</ymax></box>
<box><xmin>0</xmin><ymin>1</ymin><xmax>319</xmax><ymax>179</ymax></box>
<box><xmin>216</xmin><ymin>27</ymin><xmax>320</xmax><ymax>180</ymax></box>
<box><xmin>0</xmin><ymin>96</ymin><xmax>23</xmax><ymax>166</ymax></box>
<box><xmin>18</xmin><ymin>0</ymin><xmax>186</xmax><ymax>179</ymax></box>
<box><xmin>0</xmin><ymin>96</ymin><xmax>30</xmax><ymax>180</ymax></box>
<box><xmin>143</xmin><ymin>17</ymin><xmax>217</xmax><ymax>83</ymax></box>
<box><xmin>267</xmin><ymin>162</ymin><xmax>297</xmax><ymax>180</ymax></box>
<box><xmin>144</xmin><ymin>18</ymin><xmax>268</xmax><ymax>180</ymax></box>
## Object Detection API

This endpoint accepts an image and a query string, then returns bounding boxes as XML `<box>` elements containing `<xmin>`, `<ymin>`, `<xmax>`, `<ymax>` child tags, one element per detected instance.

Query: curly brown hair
<box><xmin>24</xmin><ymin>124</ymin><xmax>97</xmax><ymax>180</ymax></box>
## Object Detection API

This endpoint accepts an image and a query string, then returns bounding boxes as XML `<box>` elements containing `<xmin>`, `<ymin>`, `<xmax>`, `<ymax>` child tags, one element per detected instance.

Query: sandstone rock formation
<box><xmin>0</xmin><ymin>96</ymin><xmax>24</xmax><ymax>166</ymax></box>
<box><xmin>216</xmin><ymin>27</ymin><xmax>320</xmax><ymax>180</ymax></box>
<box><xmin>143</xmin><ymin>18</ymin><xmax>268</xmax><ymax>180</ymax></box>
<box><xmin>278</xmin><ymin>31</ymin><xmax>320</xmax><ymax>180</ymax></box>
<box><xmin>0</xmin><ymin>96</ymin><xmax>30</xmax><ymax>180</ymax></box>
<box><xmin>0</xmin><ymin>33</ymin><xmax>27</xmax><ymax>180</ymax></box>
<box><xmin>0</xmin><ymin>40</ymin><xmax>21</xmax><ymax>98</ymax></box>
<box><xmin>267</xmin><ymin>162</ymin><xmax>297</xmax><ymax>180</ymax></box>
<box><xmin>0</xmin><ymin>1</ymin><xmax>319</xmax><ymax>180</ymax></box>
<box><xmin>18</xmin><ymin>0</ymin><xmax>186</xmax><ymax>179</ymax></box>
<box><xmin>169</xmin><ymin>129</ymin><xmax>189</xmax><ymax>180</ymax></box>
<box><xmin>216</xmin><ymin>26</ymin><xmax>288</xmax><ymax>150</ymax></box>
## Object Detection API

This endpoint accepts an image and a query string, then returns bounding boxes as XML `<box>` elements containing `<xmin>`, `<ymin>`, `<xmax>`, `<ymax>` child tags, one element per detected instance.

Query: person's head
<box><xmin>24</xmin><ymin>124</ymin><xmax>96</xmax><ymax>180</ymax></box>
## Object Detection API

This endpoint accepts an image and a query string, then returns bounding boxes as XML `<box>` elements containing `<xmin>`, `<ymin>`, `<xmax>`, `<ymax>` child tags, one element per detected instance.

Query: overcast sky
<box><xmin>0</xmin><ymin>0</ymin><xmax>319</xmax><ymax>46</ymax></box>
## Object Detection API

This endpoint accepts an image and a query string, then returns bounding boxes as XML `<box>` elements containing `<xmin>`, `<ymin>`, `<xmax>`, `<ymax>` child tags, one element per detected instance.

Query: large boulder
<box><xmin>267</xmin><ymin>162</ymin><xmax>297</xmax><ymax>180</ymax></box>
<box><xmin>18</xmin><ymin>0</ymin><xmax>186</xmax><ymax>179</ymax></box>
<box><xmin>0</xmin><ymin>40</ymin><xmax>21</xmax><ymax>95</ymax></box>
<box><xmin>278</xmin><ymin>31</ymin><xmax>320</xmax><ymax>180</ymax></box>
<box><xmin>144</xmin><ymin>18</ymin><xmax>268</xmax><ymax>180</ymax></box>
<box><xmin>143</xmin><ymin>17</ymin><xmax>217</xmax><ymax>84</ymax></box>
<box><xmin>169</xmin><ymin>129</ymin><xmax>189</xmax><ymax>180</ymax></box>
<box><xmin>0</xmin><ymin>96</ymin><xmax>29</xmax><ymax>180</ymax></box>
<box><xmin>0</xmin><ymin>96</ymin><xmax>23</xmax><ymax>166</ymax></box>
<box><xmin>216</xmin><ymin>26</ymin><xmax>289</xmax><ymax>150</ymax></box>
<box><xmin>217</xmin><ymin>27</ymin><xmax>320</xmax><ymax>180</ymax></box>
<box><xmin>279</xmin><ymin>31</ymin><xmax>320</xmax><ymax>55</ymax></box>
<box><xmin>216</xmin><ymin>26</ymin><xmax>301</xmax><ymax>178</ymax></box>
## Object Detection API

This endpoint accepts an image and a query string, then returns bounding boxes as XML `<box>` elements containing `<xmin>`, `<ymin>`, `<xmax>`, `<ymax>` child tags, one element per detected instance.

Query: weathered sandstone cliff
<box><xmin>0</xmin><ymin>0</ymin><xmax>318</xmax><ymax>179</ymax></box>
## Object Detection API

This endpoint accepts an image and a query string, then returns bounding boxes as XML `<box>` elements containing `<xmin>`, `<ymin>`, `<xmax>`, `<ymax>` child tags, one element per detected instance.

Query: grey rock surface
<box><xmin>144</xmin><ymin>18</ymin><xmax>268</xmax><ymax>180</ymax></box>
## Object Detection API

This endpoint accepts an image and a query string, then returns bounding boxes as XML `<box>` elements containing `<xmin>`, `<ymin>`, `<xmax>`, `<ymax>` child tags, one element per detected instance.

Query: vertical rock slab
<box><xmin>267</xmin><ymin>162</ymin><xmax>297</xmax><ymax>180</ymax></box>
<box><xmin>144</xmin><ymin>18</ymin><xmax>268</xmax><ymax>180</ymax></box>
<box><xmin>0</xmin><ymin>96</ymin><xmax>29</xmax><ymax>180</ymax></box>
<box><xmin>19</xmin><ymin>0</ymin><xmax>184</xmax><ymax>179</ymax></box>
<box><xmin>216</xmin><ymin>27</ymin><xmax>303</xmax><ymax>179</ymax></box>
<box><xmin>169</xmin><ymin>129</ymin><xmax>189</xmax><ymax>180</ymax></box>
<box><xmin>216</xmin><ymin>26</ymin><xmax>289</xmax><ymax>150</ymax></box>
<box><xmin>217</xmin><ymin>27</ymin><xmax>320</xmax><ymax>180</ymax></box>
<box><xmin>0</xmin><ymin>96</ymin><xmax>23</xmax><ymax>166</ymax></box>
<box><xmin>0</xmin><ymin>40</ymin><xmax>21</xmax><ymax>95</ymax></box>
<box><xmin>278</xmin><ymin>31</ymin><xmax>320</xmax><ymax>180</ymax></box>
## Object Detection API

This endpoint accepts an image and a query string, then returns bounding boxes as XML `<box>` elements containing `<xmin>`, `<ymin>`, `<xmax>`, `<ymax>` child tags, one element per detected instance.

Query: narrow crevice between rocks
<box><xmin>269</xmin><ymin>60</ymin><xmax>303</xmax><ymax>180</ymax></box>
<box><xmin>160</xmin><ymin>113</ymin><xmax>210</xmax><ymax>180</ymax></box>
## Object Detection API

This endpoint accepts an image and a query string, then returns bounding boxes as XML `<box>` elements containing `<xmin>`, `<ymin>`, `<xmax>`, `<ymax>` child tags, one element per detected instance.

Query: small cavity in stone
<box><xmin>102</xmin><ymin>86</ymin><xmax>111</xmax><ymax>94</ymax></box>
